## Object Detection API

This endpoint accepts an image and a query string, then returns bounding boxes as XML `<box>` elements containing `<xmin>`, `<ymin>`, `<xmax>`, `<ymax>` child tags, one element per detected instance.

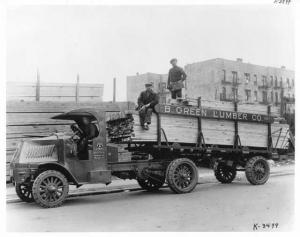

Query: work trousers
<box><xmin>171</xmin><ymin>89</ymin><xmax>182</xmax><ymax>99</ymax></box>
<box><xmin>139</xmin><ymin>107</ymin><xmax>153</xmax><ymax>125</ymax></box>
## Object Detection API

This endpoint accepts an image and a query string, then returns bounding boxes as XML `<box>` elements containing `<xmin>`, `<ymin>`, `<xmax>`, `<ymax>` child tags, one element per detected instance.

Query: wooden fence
<box><xmin>6</xmin><ymin>79</ymin><xmax>104</xmax><ymax>102</ymax></box>
<box><xmin>6</xmin><ymin>101</ymin><xmax>135</xmax><ymax>182</ymax></box>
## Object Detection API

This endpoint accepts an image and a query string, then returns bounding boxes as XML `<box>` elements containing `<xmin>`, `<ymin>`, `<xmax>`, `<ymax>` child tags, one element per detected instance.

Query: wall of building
<box><xmin>126</xmin><ymin>72</ymin><xmax>169</xmax><ymax>103</ymax></box>
<box><xmin>185</xmin><ymin>58</ymin><xmax>295</xmax><ymax>106</ymax></box>
<box><xmin>126</xmin><ymin>58</ymin><xmax>294</xmax><ymax>110</ymax></box>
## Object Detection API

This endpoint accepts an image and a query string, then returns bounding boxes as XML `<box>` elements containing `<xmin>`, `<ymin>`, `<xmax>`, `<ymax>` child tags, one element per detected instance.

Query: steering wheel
<box><xmin>70</xmin><ymin>124</ymin><xmax>84</xmax><ymax>140</ymax></box>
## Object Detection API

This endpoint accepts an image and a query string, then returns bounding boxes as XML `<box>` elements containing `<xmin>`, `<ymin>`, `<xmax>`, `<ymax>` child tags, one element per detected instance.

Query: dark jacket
<box><xmin>79</xmin><ymin>123</ymin><xmax>99</xmax><ymax>140</ymax></box>
<box><xmin>168</xmin><ymin>66</ymin><xmax>187</xmax><ymax>85</ymax></box>
<box><xmin>137</xmin><ymin>90</ymin><xmax>159</xmax><ymax>109</ymax></box>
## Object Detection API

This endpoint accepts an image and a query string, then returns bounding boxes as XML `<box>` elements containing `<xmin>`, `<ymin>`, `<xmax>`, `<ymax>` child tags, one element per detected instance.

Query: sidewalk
<box><xmin>6</xmin><ymin>161</ymin><xmax>294</xmax><ymax>203</ymax></box>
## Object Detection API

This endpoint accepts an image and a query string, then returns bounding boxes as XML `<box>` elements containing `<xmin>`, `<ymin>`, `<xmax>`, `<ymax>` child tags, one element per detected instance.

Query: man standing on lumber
<box><xmin>167</xmin><ymin>58</ymin><xmax>187</xmax><ymax>104</ymax></box>
<box><xmin>137</xmin><ymin>82</ymin><xmax>159</xmax><ymax>130</ymax></box>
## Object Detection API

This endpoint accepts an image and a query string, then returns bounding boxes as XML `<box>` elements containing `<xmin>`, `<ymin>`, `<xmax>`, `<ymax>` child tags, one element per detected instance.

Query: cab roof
<box><xmin>51</xmin><ymin>108</ymin><xmax>105</xmax><ymax>122</ymax></box>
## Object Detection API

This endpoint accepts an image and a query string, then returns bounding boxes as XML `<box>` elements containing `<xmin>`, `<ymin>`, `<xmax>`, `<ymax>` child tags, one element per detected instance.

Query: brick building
<box><xmin>126</xmin><ymin>72</ymin><xmax>169</xmax><ymax>104</ymax></box>
<box><xmin>126</xmin><ymin>58</ymin><xmax>294</xmax><ymax>113</ymax></box>
<box><xmin>185</xmin><ymin>58</ymin><xmax>294</xmax><ymax>110</ymax></box>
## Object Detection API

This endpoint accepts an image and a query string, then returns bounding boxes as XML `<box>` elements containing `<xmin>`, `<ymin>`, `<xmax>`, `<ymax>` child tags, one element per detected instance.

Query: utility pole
<box><xmin>76</xmin><ymin>74</ymin><xmax>80</xmax><ymax>103</ymax></box>
<box><xmin>113</xmin><ymin>77</ymin><xmax>116</xmax><ymax>103</ymax></box>
<box><xmin>36</xmin><ymin>69</ymin><xmax>40</xmax><ymax>102</ymax></box>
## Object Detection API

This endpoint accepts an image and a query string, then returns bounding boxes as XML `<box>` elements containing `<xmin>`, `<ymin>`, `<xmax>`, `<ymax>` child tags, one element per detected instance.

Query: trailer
<box><xmin>9</xmin><ymin>99</ymin><xmax>291</xmax><ymax>208</ymax></box>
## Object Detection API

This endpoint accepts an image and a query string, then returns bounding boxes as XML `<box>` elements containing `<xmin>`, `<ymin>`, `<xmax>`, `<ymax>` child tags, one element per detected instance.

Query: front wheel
<box><xmin>166</xmin><ymin>158</ymin><xmax>198</xmax><ymax>194</ymax></box>
<box><xmin>32</xmin><ymin>170</ymin><xmax>69</xmax><ymax>208</ymax></box>
<box><xmin>15</xmin><ymin>183</ymin><xmax>34</xmax><ymax>203</ymax></box>
<box><xmin>245</xmin><ymin>156</ymin><xmax>270</xmax><ymax>185</ymax></box>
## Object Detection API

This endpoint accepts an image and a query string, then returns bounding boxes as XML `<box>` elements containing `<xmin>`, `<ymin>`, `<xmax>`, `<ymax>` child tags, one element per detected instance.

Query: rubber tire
<box><xmin>245</xmin><ymin>156</ymin><xmax>270</xmax><ymax>185</ymax></box>
<box><xmin>15</xmin><ymin>183</ymin><xmax>34</xmax><ymax>203</ymax></box>
<box><xmin>32</xmin><ymin>170</ymin><xmax>69</xmax><ymax>208</ymax></box>
<box><xmin>214</xmin><ymin>162</ymin><xmax>237</xmax><ymax>184</ymax></box>
<box><xmin>137</xmin><ymin>175</ymin><xmax>165</xmax><ymax>191</ymax></box>
<box><xmin>166</xmin><ymin>158</ymin><xmax>198</xmax><ymax>194</ymax></box>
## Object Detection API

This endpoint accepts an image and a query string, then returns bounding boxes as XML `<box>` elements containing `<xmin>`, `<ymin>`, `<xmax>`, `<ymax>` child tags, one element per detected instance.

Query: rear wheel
<box><xmin>15</xmin><ymin>183</ymin><xmax>34</xmax><ymax>203</ymax></box>
<box><xmin>32</xmin><ymin>170</ymin><xmax>69</xmax><ymax>208</ymax></box>
<box><xmin>214</xmin><ymin>162</ymin><xmax>236</xmax><ymax>183</ymax></box>
<box><xmin>166</xmin><ymin>158</ymin><xmax>198</xmax><ymax>194</ymax></box>
<box><xmin>245</xmin><ymin>156</ymin><xmax>270</xmax><ymax>185</ymax></box>
<box><xmin>137</xmin><ymin>174</ymin><xmax>165</xmax><ymax>191</ymax></box>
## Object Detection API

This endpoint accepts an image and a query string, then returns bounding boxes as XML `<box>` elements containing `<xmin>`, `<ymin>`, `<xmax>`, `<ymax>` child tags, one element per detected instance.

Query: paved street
<box><xmin>6</xmin><ymin>172</ymin><xmax>294</xmax><ymax>232</ymax></box>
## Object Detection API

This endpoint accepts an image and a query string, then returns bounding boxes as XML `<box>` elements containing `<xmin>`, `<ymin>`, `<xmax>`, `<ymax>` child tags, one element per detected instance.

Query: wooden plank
<box><xmin>6</xmin><ymin>101</ymin><xmax>125</xmax><ymax>113</ymax></box>
<box><xmin>131</xmin><ymin>111</ymin><xmax>290</xmax><ymax>148</ymax></box>
<box><xmin>155</xmin><ymin>104</ymin><xmax>272</xmax><ymax>123</ymax></box>
<box><xmin>6</xmin><ymin>124</ymin><xmax>71</xmax><ymax>136</ymax></box>
<box><xmin>6</xmin><ymin>113</ymin><xmax>71</xmax><ymax>126</ymax></box>
<box><xmin>40</xmin><ymin>86</ymin><xmax>76</xmax><ymax>97</ymax></box>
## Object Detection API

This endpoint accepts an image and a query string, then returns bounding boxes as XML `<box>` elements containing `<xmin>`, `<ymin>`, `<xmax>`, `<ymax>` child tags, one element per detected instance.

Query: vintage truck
<box><xmin>9</xmin><ymin>98</ymin><xmax>291</xmax><ymax>208</ymax></box>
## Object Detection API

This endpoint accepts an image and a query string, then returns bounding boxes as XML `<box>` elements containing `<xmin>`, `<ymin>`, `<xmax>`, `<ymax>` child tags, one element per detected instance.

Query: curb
<box><xmin>6</xmin><ymin>170</ymin><xmax>294</xmax><ymax>204</ymax></box>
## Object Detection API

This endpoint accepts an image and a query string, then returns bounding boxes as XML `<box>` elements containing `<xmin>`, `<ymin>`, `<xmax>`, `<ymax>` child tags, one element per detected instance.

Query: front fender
<box><xmin>38</xmin><ymin>163</ymin><xmax>81</xmax><ymax>187</ymax></box>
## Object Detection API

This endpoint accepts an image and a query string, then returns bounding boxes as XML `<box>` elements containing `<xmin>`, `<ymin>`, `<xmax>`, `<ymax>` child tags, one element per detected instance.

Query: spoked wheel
<box><xmin>214</xmin><ymin>162</ymin><xmax>236</xmax><ymax>184</ymax></box>
<box><xmin>137</xmin><ymin>173</ymin><xmax>165</xmax><ymax>191</ymax></box>
<box><xmin>245</xmin><ymin>156</ymin><xmax>270</xmax><ymax>185</ymax></box>
<box><xmin>32</xmin><ymin>170</ymin><xmax>69</xmax><ymax>208</ymax></box>
<box><xmin>15</xmin><ymin>183</ymin><xmax>34</xmax><ymax>203</ymax></box>
<box><xmin>166</xmin><ymin>158</ymin><xmax>198</xmax><ymax>194</ymax></box>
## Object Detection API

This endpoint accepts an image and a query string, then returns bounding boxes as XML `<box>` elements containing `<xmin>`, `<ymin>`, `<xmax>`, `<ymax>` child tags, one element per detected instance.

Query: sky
<box><xmin>6</xmin><ymin>5</ymin><xmax>294</xmax><ymax>101</ymax></box>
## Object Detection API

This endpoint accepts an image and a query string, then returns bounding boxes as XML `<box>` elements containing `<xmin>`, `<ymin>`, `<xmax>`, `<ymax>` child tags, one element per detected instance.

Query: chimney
<box><xmin>136</xmin><ymin>72</ymin><xmax>139</xmax><ymax>76</ymax></box>
<box><xmin>236</xmin><ymin>58</ymin><xmax>243</xmax><ymax>63</ymax></box>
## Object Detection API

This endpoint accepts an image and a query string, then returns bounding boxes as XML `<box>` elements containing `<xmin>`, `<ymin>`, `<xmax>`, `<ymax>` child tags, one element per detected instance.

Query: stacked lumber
<box><xmin>106</xmin><ymin>113</ymin><xmax>134</xmax><ymax>142</ymax></box>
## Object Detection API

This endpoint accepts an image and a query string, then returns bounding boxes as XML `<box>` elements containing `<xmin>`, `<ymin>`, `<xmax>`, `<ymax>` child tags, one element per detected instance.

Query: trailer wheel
<box><xmin>32</xmin><ymin>170</ymin><xmax>69</xmax><ymax>208</ymax></box>
<box><xmin>214</xmin><ymin>162</ymin><xmax>236</xmax><ymax>183</ymax></box>
<box><xmin>137</xmin><ymin>174</ymin><xmax>165</xmax><ymax>191</ymax></box>
<box><xmin>166</xmin><ymin>158</ymin><xmax>198</xmax><ymax>194</ymax></box>
<box><xmin>15</xmin><ymin>183</ymin><xmax>34</xmax><ymax>203</ymax></box>
<box><xmin>245</xmin><ymin>156</ymin><xmax>270</xmax><ymax>185</ymax></box>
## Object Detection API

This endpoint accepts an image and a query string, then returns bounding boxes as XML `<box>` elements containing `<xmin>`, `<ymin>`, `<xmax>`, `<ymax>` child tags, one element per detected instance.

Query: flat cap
<box><xmin>145</xmin><ymin>82</ymin><xmax>153</xmax><ymax>87</ymax></box>
<box><xmin>170</xmin><ymin>58</ymin><xmax>177</xmax><ymax>63</ymax></box>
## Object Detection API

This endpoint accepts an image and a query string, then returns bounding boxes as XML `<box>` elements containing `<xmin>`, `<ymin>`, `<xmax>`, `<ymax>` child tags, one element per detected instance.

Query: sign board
<box><xmin>154</xmin><ymin>104</ymin><xmax>273</xmax><ymax>123</ymax></box>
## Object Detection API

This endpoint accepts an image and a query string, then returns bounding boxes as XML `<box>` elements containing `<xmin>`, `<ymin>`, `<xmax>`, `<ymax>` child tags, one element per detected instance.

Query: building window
<box><xmin>254</xmin><ymin>91</ymin><xmax>258</xmax><ymax>102</ymax></box>
<box><xmin>270</xmin><ymin>76</ymin><xmax>273</xmax><ymax>86</ymax></box>
<box><xmin>292</xmin><ymin>79</ymin><xmax>294</xmax><ymax>87</ymax></box>
<box><xmin>220</xmin><ymin>87</ymin><xmax>227</xmax><ymax>100</ymax></box>
<box><xmin>287</xmin><ymin>78</ymin><xmax>290</xmax><ymax>87</ymax></box>
<box><xmin>275</xmin><ymin>92</ymin><xmax>279</xmax><ymax>104</ymax></box>
<box><xmin>262</xmin><ymin>75</ymin><xmax>267</xmax><ymax>86</ymax></box>
<box><xmin>232</xmin><ymin>87</ymin><xmax>238</xmax><ymax>101</ymax></box>
<box><xmin>254</xmin><ymin>74</ymin><xmax>257</xmax><ymax>85</ymax></box>
<box><xmin>262</xmin><ymin>91</ymin><xmax>267</xmax><ymax>103</ymax></box>
<box><xmin>245</xmin><ymin>89</ymin><xmax>251</xmax><ymax>101</ymax></box>
<box><xmin>159</xmin><ymin>82</ymin><xmax>166</xmax><ymax>92</ymax></box>
<box><xmin>232</xmin><ymin>71</ymin><xmax>238</xmax><ymax>84</ymax></box>
<box><xmin>271</xmin><ymin>91</ymin><xmax>274</xmax><ymax>103</ymax></box>
<box><xmin>222</xmin><ymin>70</ymin><xmax>226</xmax><ymax>81</ymax></box>
<box><xmin>244</xmin><ymin>73</ymin><xmax>250</xmax><ymax>84</ymax></box>
<box><xmin>280</xmin><ymin>77</ymin><xmax>283</xmax><ymax>87</ymax></box>
<box><xmin>275</xmin><ymin>76</ymin><xmax>278</xmax><ymax>87</ymax></box>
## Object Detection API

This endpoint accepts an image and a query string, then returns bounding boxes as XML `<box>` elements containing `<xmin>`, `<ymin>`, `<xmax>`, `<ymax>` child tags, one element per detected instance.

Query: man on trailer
<box><xmin>137</xmin><ymin>82</ymin><xmax>159</xmax><ymax>130</ymax></box>
<box><xmin>167</xmin><ymin>58</ymin><xmax>187</xmax><ymax>104</ymax></box>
